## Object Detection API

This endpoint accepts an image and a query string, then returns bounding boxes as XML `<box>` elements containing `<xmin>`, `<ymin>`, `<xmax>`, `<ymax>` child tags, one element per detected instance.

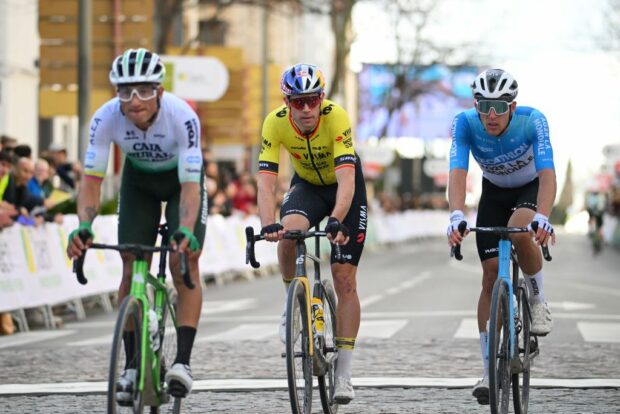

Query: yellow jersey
<box><xmin>259</xmin><ymin>99</ymin><xmax>356</xmax><ymax>186</ymax></box>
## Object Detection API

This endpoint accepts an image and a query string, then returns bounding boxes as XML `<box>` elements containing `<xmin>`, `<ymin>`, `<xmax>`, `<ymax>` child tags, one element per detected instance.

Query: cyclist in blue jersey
<box><xmin>446</xmin><ymin>69</ymin><xmax>557</xmax><ymax>405</ymax></box>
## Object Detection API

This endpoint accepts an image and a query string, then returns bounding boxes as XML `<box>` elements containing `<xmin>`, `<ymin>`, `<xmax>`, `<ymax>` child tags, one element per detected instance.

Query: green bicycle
<box><xmin>74</xmin><ymin>224</ymin><xmax>193</xmax><ymax>414</ymax></box>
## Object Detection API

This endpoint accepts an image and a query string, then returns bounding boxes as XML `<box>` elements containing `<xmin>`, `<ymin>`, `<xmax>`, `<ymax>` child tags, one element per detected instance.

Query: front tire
<box><xmin>318</xmin><ymin>280</ymin><xmax>339</xmax><ymax>414</ymax></box>
<box><xmin>488</xmin><ymin>280</ymin><xmax>511</xmax><ymax>414</ymax></box>
<box><xmin>513</xmin><ymin>279</ymin><xmax>531</xmax><ymax>414</ymax></box>
<box><xmin>108</xmin><ymin>296</ymin><xmax>144</xmax><ymax>414</ymax></box>
<box><xmin>286</xmin><ymin>279</ymin><xmax>312</xmax><ymax>414</ymax></box>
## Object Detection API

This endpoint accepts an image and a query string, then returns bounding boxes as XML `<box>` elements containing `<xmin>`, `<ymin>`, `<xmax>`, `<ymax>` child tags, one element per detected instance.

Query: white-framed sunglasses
<box><xmin>117</xmin><ymin>85</ymin><xmax>159</xmax><ymax>102</ymax></box>
<box><xmin>475</xmin><ymin>99</ymin><xmax>512</xmax><ymax>115</ymax></box>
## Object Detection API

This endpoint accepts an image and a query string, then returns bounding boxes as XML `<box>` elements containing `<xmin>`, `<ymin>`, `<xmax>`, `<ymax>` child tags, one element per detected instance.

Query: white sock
<box><xmin>336</xmin><ymin>349</ymin><xmax>353</xmax><ymax>379</ymax></box>
<box><xmin>480</xmin><ymin>332</ymin><xmax>489</xmax><ymax>377</ymax></box>
<box><xmin>524</xmin><ymin>271</ymin><xmax>546</xmax><ymax>305</ymax></box>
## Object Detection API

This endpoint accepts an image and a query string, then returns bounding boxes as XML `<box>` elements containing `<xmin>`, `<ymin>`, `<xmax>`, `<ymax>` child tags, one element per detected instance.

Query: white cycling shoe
<box><xmin>334</xmin><ymin>376</ymin><xmax>355</xmax><ymax>404</ymax></box>
<box><xmin>530</xmin><ymin>302</ymin><xmax>553</xmax><ymax>336</ymax></box>
<box><xmin>116</xmin><ymin>368</ymin><xmax>136</xmax><ymax>403</ymax></box>
<box><xmin>165</xmin><ymin>363</ymin><xmax>193</xmax><ymax>397</ymax></box>
<box><xmin>472</xmin><ymin>375</ymin><xmax>489</xmax><ymax>405</ymax></box>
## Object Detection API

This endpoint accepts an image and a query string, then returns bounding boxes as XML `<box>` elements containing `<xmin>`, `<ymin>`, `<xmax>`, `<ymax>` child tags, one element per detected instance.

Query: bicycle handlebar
<box><xmin>245</xmin><ymin>226</ymin><xmax>345</xmax><ymax>269</ymax></box>
<box><xmin>450</xmin><ymin>221</ymin><xmax>552</xmax><ymax>262</ymax></box>
<box><xmin>72</xmin><ymin>229</ymin><xmax>194</xmax><ymax>288</ymax></box>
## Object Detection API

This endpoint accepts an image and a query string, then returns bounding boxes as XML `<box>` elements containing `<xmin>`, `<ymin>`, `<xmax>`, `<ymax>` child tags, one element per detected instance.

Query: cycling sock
<box><xmin>174</xmin><ymin>326</ymin><xmax>197</xmax><ymax>365</ymax></box>
<box><xmin>479</xmin><ymin>332</ymin><xmax>489</xmax><ymax>377</ymax></box>
<box><xmin>123</xmin><ymin>331</ymin><xmax>136</xmax><ymax>369</ymax></box>
<box><xmin>335</xmin><ymin>337</ymin><xmax>356</xmax><ymax>379</ymax></box>
<box><xmin>524</xmin><ymin>271</ymin><xmax>546</xmax><ymax>305</ymax></box>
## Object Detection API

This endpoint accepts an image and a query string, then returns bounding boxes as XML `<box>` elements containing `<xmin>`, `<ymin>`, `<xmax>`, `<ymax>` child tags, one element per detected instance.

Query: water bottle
<box><xmin>311</xmin><ymin>297</ymin><xmax>324</xmax><ymax>335</ymax></box>
<box><xmin>148</xmin><ymin>309</ymin><xmax>160</xmax><ymax>352</ymax></box>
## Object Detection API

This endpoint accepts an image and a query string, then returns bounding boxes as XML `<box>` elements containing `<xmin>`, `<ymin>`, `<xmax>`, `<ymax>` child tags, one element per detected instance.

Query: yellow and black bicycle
<box><xmin>245</xmin><ymin>225</ymin><xmax>344</xmax><ymax>414</ymax></box>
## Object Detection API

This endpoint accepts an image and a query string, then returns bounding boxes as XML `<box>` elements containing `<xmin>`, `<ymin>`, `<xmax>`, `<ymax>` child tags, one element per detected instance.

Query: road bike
<box><xmin>245</xmin><ymin>225</ymin><xmax>345</xmax><ymax>414</ymax></box>
<box><xmin>74</xmin><ymin>224</ymin><xmax>193</xmax><ymax>414</ymax></box>
<box><xmin>452</xmin><ymin>221</ymin><xmax>552</xmax><ymax>414</ymax></box>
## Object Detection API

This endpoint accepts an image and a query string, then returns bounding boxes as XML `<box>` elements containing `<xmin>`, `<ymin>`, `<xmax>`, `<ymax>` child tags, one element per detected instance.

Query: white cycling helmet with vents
<box><xmin>109</xmin><ymin>48</ymin><xmax>166</xmax><ymax>85</ymax></box>
<box><xmin>471</xmin><ymin>68</ymin><xmax>518</xmax><ymax>101</ymax></box>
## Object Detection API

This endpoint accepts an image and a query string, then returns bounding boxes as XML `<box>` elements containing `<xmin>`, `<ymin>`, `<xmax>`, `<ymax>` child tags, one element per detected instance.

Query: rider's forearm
<box><xmin>77</xmin><ymin>176</ymin><xmax>102</xmax><ymax>223</ymax></box>
<box><xmin>448</xmin><ymin>169</ymin><xmax>467</xmax><ymax>212</ymax></box>
<box><xmin>179</xmin><ymin>182</ymin><xmax>200</xmax><ymax>230</ymax></box>
<box><xmin>536</xmin><ymin>169</ymin><xmax>557</xmax><ymax>217</ymax></box>
<box><xmin>257</xmin><ymin>172</ymin><xmax>278</xmax><ymax>226</ymax></box>
<box><xmin>330</xmin><ymin>167</ymin><xmax>355</xmax><ymax>221</ymax></box>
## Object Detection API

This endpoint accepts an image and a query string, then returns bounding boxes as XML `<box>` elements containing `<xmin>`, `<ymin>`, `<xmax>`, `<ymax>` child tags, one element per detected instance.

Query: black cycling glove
<box><xmin>261</xmin><ymin>223</ymin><xmax>283</xmax><ymax>235</ymax></box>
<box><xmin>325</xmin><ymin>216</ymin><xmax>349</xmax><ymax>239</ymax></box>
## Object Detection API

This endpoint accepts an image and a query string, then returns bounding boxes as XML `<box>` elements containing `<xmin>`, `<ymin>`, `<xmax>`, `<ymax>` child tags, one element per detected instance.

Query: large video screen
<box><xmin>357</xmin><ymin>64</ymin><xmax>480</xmax><ymax>141</ymax></box>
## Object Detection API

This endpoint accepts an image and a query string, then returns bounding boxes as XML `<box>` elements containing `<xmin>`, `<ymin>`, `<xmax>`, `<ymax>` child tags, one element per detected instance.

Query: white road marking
<box><xmin>357</xmin><ymin>320</ymin><xmax>408</xmax><ymax>339</ymax></box>
<box><xmin>577</xmin><ymin>322</ymin><xmax>620</xmax><ymax>343</ymax></box>
<box><xmin>454</xmin><ymin>318</ymin><xmax>480</xmax><ymax>339</ymax></box>
<box><xmin>548</xmin><ymin>301</ymin><xmax>596</xmax><ymax>311</ymax></box>
<box><xmin>2</xmin><ymin>377</ymin><xmax>619</xmax><ymax>395</ymax></box>
<box><xmin>197</xmin><ymin>324</ymin><xmax>275</xmax><ymax>342</ymax></box>
<box><xmin>0</xmin><ymin>331</ymin><xmax>75</xmax><ymax>349</ymax></box>
<box><xmin>361</xmin><ymin>271</ymin><xmax>432</xmax><ymax>308</ymax></box>
<box><xmin>68</xmin><ymin>334</ymin><xmax>113</xmax><ymax>347</ymax></box>
<box><xmin>202</xmin><ymin>298</ymin><xmax>258</xmax><ymax>315</ymax></box>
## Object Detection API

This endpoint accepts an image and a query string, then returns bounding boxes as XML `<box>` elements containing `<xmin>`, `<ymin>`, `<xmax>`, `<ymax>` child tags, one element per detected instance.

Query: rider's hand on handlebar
<box><xmin>170</xmin><ymin>226</ymin><xmax>201</xmax><ymax>253</ymax></box>
<box><xmin>528</xmin><ymin>213</ymin><xmax>556</xmax><ymax>247</ymax></box>
<box><xmin>447</xmin><ymin>210</ymin><xmax>469</xmax><ymax>247</ymax></box>
<box><xmin>67</xmin><ymin>222</ymin><xmax>95</xmax><ymax>259</ymax></box>
<box><xmin>325</xmin><ymin>216</ymin><xmax>350</xmax><ymax>245</ymax></box>
<box><xmin>260</xmin><ymin>222</ymin><xmax>284</xmax><ymax>242</ymax></box>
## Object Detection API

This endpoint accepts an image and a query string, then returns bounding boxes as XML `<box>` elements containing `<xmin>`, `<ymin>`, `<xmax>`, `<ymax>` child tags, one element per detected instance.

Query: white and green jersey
<box><xmin>84</xmin><ymin>92</ymin><xmax>202</xmax><ymax>183</ymax></box>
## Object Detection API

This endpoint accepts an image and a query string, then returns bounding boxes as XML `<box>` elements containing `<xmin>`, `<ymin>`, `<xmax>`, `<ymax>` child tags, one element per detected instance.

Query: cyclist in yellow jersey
<box><xmin>258</xmin><ymin>64</ymin><xmax>368</xmax><ymax>405</ymax></box>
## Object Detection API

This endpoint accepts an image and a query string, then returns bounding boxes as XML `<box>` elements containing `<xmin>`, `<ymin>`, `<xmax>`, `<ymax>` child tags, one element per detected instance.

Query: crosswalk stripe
<box><xmin>577</xmin><ymin>322</ymin><xmax>620</xmax><ymax>343</ymax></box>
<box><xmin>454</xmin><ymin>318</ymin><xmax>480</xmax><ymax>339</ymax></box>
<box><xmin>358</xmin><ymin>320</ymin><xmax>408</xmax><ymax>339</ymax></box>
<box><xmin>197</xmin><ymin>324</ymin><xmax>275</xmax><ymax>342</ymax></box>
<box><xmin>2</xmin><ymin>377</ymin><xmax>620</xmax><ymax>395</ymax></box>
<box><xmin>0</xmin><ymin>331</ymin><xmax>75</xmax><ymax>349</ymax></box>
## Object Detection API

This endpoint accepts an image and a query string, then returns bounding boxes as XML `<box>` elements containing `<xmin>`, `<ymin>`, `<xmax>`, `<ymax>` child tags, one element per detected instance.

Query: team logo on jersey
<box><xmin>186</xmin><ymin>155</ymin><xmax>202</xmax><ymax>164</ymax></box>
<box><xmin>276</xmin><ymin>108</ymin><xmax>288</xmax><ymax>117</ymax></box>
<box><xmin>321</xmin><ymin>104</ymin><xmax>333</xmax><ymax>115</ymax></box>
<box><xmin>89</xmin><ymin>118</ymin><xmax>102</xmax><ymax>144</ymax></box>
<box><xmin>124</xmin><ymin>130</ymin><xmax>139</xmax><ymax>140</ymax></box>
<box><xmin>185</xmin><ymin>119</ymin><xmax>198</xmax><ymax>148</ymax></box>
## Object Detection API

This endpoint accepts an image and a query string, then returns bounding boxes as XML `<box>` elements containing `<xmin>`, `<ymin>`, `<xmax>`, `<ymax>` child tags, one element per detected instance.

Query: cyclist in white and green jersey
<box><xmin>66</xmin><ymin>48</ymin><xmax>207</xmax><ymax>399</ymax></box>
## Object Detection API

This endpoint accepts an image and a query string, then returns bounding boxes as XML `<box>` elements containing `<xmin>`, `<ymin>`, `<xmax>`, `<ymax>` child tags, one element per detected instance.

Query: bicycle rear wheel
<box><xmin>318</xmin><ymin>279</ymin><xmax>339</xmax><ymax>414</ymax></box>
<box><xmin>286</xmin><ymin>279</ymin><xmax>313</xmax><ymax>414</ymax></box>
<box><xmin>488</xmin><ymin>280</ymin><xmax>511</xmax><ymax>414</ymax></box>
<box><xmin>108</xmin><ymin>296</ymin><xmax>144</xmax><ymax>414</ymax></box>
<box><xmin>513</xmin><ymin>278</ymin><xmax>531</xmax><ymax>414</ymax></box>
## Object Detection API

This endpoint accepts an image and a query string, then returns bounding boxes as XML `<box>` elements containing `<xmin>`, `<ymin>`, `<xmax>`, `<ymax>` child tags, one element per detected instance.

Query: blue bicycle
<box><xmin>452</xmin><ymin>221</ymin><xmax>551</xmax><ymax>414</ymax></box>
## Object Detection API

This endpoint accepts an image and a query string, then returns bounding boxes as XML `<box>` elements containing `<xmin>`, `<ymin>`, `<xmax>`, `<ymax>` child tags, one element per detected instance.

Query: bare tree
<box><xmin>373</xmin><ymin>0</ymin><xmax>478</xmax><ymax>139</ymax></box>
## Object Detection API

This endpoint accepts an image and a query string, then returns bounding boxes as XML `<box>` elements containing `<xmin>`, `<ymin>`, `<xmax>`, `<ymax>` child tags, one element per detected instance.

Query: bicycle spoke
<box><xmin>286</xmin><ymin>280</ymin><xmax>312</xmax><ymax>414</ymax></box>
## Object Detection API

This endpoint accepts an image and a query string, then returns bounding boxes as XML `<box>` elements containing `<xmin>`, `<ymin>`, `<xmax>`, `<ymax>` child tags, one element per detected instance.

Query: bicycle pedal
<box><xmin>168</xmin><ymin>380</ymin><xmax>188</xmax><ymax>398</ymax></box>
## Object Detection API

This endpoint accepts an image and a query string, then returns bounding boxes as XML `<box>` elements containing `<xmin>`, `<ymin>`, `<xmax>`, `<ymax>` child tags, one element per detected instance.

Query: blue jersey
<box><xmin>449</xmin><ymin>106</ymin><xmax>555</xmax><ymax>188</ymax></box>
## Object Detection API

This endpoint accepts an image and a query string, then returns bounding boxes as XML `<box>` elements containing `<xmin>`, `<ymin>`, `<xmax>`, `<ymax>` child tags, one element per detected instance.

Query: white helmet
<box><xmin>109</xmin><ymin>48</ymin><xmax>165</xmax><ymax>85</ymax></box>
<box><xmin>471</xmin><ymin>68</ymin><xmax>518</xmax><ymax>101</ymax></box>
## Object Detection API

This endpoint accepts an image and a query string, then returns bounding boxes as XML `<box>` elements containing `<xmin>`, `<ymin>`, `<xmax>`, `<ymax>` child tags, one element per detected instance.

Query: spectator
<box><xmin>231</xmin><ymin>172</ymin><xmax>258</xmax><ymax>215</ymax></box>
<box><xmin>2</xmin><ymin>157</ymin><xmax>47</xmax><ymax>217</ymax></box>
<box><xmin>48</xmin><ymin>143</ymin><xmax>82</xmax><ymax>191</ymax></box>
<box><xmin>0</xmin><ymin>151</ymin><xmax>17</xmax><ymax>229</ymax></box>
<box><xmin>28</xmin><ymin>158</ymin><xmax>54</xmax><ymax>198</ymax></box>
<box><xmin>0</xmin><ymin>135</ymin><xmax>17</xmax><ymax>154</ymax></box>
<box><xmin>13</xmin><ymin>144</ymin><xmax>32</xmax><ymax>159</ymax></box>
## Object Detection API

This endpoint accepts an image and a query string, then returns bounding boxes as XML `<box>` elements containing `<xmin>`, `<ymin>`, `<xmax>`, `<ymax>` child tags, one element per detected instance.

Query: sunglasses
<box><xmin>288</xmin><ymin>95</ymin><xmax>322</xmax><ymax>110</ymax></box>
<box><xmin>117</xmin><ymin>85</ymin><xmax>159</xmax><ymax>102</ymax></box>
<box><xmin>476</xmin><ymin>100</ymin><xmax>512</xmax><ymax>115</ymax></box>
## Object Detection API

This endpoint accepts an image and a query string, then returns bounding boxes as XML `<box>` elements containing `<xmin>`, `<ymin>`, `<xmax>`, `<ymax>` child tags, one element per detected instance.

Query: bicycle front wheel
<box><xmin>157</xmin><ymin>287</ymin><xmax>179</xmax><ymax>412</ymax></box>
<box><xmin>108</xmin><ymin>296</ymin><xmax>144</xmax><ymax>414</ymax></box>
<box><xmin>318</xmin><ymin>279</ymin><xmax>338</xmax><ymax>414</ymax></box>
<box><xmin>286</xmin><ymin>278</ymin><xmax>313</xmax><ymax>414</ymax></box>
<box><xmin>488</xmin><ymin>280</ymin><xmax>511</xmax><ymax>414</ymax></box>
<box><xmin>513</xmin><ymin>278</ymin><xmax>531</xmax><ymax>414</ymax></box>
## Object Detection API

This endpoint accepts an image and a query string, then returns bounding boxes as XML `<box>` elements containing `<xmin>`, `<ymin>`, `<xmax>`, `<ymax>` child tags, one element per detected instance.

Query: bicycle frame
<box><xmin>497</xmin><ymin>237</ymin><xmax>517</xmax><ymax>358</ymax></box>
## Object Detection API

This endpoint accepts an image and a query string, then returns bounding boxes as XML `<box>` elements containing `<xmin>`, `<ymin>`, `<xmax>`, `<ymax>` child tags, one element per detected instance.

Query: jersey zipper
<box><xmin>304</xmin><ymin>133</ymin><xmax>326</xmax><ymax>185</ymax></box>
